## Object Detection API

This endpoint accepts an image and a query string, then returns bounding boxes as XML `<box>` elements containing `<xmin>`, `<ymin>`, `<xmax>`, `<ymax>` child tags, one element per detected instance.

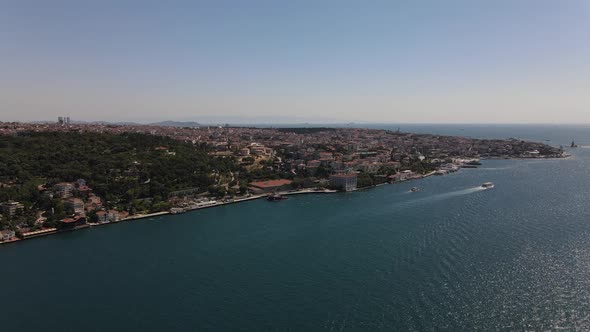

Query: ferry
<box><xmin>267</xmin><ymin>194</ymin><xmax>288</xmax><ymax>201</ymax></box>
<box><xmin>481</xmin><ymin>182</ymin><xmax>494</xmax><ymax>189</ymax></box>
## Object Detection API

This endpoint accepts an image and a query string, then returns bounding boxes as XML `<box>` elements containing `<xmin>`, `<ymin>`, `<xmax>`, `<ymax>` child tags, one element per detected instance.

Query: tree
<box><xmin>357</xmin><ymin>173</ymin><xmax>374</xmax><ymax>188</ymax></box>
<box><xmin>0</xmin><ymin>131</ymin><xmax>240</xmax><ymax>216</ymax></box>
<box><xmin>291</xmin><ymin>178</ymin><xmax>304</xmax><ymax>189</ymax></box>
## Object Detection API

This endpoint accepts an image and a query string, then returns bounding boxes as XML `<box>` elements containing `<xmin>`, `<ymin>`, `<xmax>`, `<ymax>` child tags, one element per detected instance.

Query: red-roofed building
<box><xmin>248</xmin><ymin>179</ymin><xmax>293</xmax><ymax>194</ymax></box>
<box><xmin>59</xmin><ymin>216</ymin><xmax>86</xmax><ymax>229</ymax></box>
<box><xmin>118</xmin><ymin>211</ymin><xmax>129</xmax><ymax>220</ymax></box>
<box><xmin>61</xmin><ymin>218</ymin><xmax>76</xmax><ymax>224</ymax></box>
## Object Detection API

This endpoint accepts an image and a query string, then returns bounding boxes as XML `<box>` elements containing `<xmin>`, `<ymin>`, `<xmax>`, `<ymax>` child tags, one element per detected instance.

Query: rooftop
<box><xmin>249</xmin><ymin>179</ymin><xmax>293</xmax><ymax>188</ymax></box>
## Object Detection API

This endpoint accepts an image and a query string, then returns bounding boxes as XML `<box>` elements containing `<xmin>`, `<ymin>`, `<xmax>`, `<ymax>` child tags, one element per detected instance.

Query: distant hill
<box><xmin>149</xmin><ymin>121</ymin><xmax>201</xmax><ymax>128</ymax></box>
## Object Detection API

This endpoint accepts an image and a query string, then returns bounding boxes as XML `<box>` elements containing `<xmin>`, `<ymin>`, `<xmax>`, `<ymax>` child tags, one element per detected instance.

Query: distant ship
<box><xmin>410</xmin><ymin>187</ymin><xmax>420</xmax><ymax>192</ymax></box>
<box><xmin>571</xmin><ymin>141</ymin><xmax>578</xmax><ymax>148</ymax></box>
<box><xmin>481</xmin><ymin>182</ymin><xmax>494</xmax><ymax>189</ymax></box>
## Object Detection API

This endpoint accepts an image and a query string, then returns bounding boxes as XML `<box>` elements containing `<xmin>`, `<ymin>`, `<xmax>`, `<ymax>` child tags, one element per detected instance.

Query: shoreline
<box><xmin>0</xmin><ymin>188</ymin><xmax>339</xmax><ymax>246</ymax></box>
<box><xmin>0</xmin><ymin>155</ymin><xmax>568</xmax><ymax>247</ymax></box>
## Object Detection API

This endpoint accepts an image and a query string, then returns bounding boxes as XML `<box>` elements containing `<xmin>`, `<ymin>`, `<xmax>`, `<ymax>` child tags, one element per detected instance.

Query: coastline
<box><xmin>0</xmin><ymin>155</ymin><xmax>568</xmax><ymax>247</ymax></box>
<box><xmin>0</xmin><ymin>188</ymin><xmax>339</xmax><ymax>246</ymax></box>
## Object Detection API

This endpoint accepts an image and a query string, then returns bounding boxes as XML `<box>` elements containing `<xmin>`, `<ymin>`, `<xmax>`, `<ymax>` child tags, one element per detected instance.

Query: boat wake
<box><xmin>431</xmin><ymin>187</ymin><xmax>487</xmax><ymax>200</ymax></box>
<box><xmin>392</xmin><ymin>186</ymin><xmax>486</xmax><ymax>209</ymax></box>
<box><xmin>479</xmin><ymin>166</ymin><xmax>515</xmax><ymax>171</ymax></box>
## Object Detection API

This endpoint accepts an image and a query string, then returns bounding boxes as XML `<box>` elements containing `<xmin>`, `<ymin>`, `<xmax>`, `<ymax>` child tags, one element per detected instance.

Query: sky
<box><xmin>0</xmin><ymin>0</ymin><xmax>589</xmax><ymax>124</ymax></box>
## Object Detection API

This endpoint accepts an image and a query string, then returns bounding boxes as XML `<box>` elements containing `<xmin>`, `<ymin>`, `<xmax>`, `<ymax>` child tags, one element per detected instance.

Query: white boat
<box><xmin>481</xmin><ymin>182</ymin><xmax>494</xmax><ymax>189</ymax></box>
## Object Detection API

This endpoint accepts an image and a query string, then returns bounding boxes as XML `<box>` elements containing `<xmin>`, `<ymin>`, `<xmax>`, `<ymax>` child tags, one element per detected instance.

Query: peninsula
<box><xmin>0</xmin><ymin>121</ymin><xmax>566</xmax><ymax>244</ymax></box>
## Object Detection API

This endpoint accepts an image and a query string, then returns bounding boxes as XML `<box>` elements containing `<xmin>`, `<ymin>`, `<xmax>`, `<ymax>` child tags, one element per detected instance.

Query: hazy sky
<box><xmin>1</xmin><ymin>0</ymin><xmax>589</xmax><ymax>123</ymax></box>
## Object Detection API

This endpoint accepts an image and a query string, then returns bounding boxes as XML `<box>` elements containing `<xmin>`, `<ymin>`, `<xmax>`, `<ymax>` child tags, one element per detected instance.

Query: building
<box><xmin>388</xmin><ymin>170</ymin><xmax>414</xmax><ymax>182</ymax></box>
<box><xmin>1</xmin><ymin>201</ymin><xmax>24</xmax><ymax>217</ymax></box>
<box><xmin>85</xmin><ymin>195</ymin><xmax>103</xmax><ymax>213</ymax></box>
<box><xmin>249</xmin><ymin>143</ymin><xmax>270</xmax><ymax>156</ymax></box>
<box><xmin>107</xmin><ymin>210</ymin><xmax>119</xmax><ymax>222</ymax></box>
<box><xmin>248</xmin><ymin>179</ymin><xmax>293</xmax><ymax>194</ymax></box>
<box><xmin>95</xmin><ymin>211</ymin><xmax>108</xmax><ymax>223</ymax></box>
<box><xmin>64</xmin><ymin>198</ymin><xmax>85</xmax><ymax>215</ymax></box>
<box><xmin>239</xmin><ymin>148</ymin><xmax>250</xmax><ymax>156</ymax></box>
<box><xmin>57</xmin><ymin>116</ymin><xmax>71</xmax><ymax>125</ymax></box>
<box><xmin>329</xmin><ymin>173</ymin><xmax>358</xmax><ymax>192</ymax></box>
<box><xmin>75</xmin><ymin>184</ymin><xmax>92</xmax><ymax>198</ymax></box>
<box><xmin>0</xmin><ymin>230</ymin><xmax>16</xmax><ymax>241</ymax></box>
<box><xmin>57</xmin><ymin>116</ymin><xmax>70</xmax><ymax>125</ymax></box>
<box><xmin>54</xmin><ymin>183</ymin><xmax>74</xmax><ymax>198</ymax></box>
<box><xmin>356</xmin><ymin>162</ymin><xmax>380</xmax><ymax>173</ymax></box>
<box><xmin>58</xmin><ymin>216</ymin><xmax>86</xmax><ymax>229</ymax></box>
<box><xmin>118</xmin><ymin>211</ymin><xmax>129</xmax><ymax>220</ymax></box>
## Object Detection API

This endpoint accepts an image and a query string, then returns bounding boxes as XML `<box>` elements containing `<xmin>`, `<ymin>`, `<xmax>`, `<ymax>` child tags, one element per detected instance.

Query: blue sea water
<box><xmin>1</xmin><ymin>124</ymin><xmax>590</xmax><ymax>331</ymax></box>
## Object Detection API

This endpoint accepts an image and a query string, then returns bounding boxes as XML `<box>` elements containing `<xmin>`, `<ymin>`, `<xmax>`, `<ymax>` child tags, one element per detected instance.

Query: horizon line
<box><xmin>3</xmin><ymin>120</ymin><xmax>590</xmax><ymax>127</ymax></box>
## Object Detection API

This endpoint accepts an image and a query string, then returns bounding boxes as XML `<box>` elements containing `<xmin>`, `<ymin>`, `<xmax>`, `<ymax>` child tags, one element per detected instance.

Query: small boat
<box><xmin>465</xmin><ymin>160</ymin><xmax>482</xmax><ymax>166</ymax></box>
<box><xmin>481</xmin><ymin>182</ymin><xmax>494</xmax><ymax>189</ymax></box>
<box><xmin>410</xmin><ymin>187</ymin><xmax>420</xmax><ymax>192</ymax></box>
<box><xmin>267</xmin><ymin>194</ymin><xmax>288</xmax><ymax>201</ymax></box>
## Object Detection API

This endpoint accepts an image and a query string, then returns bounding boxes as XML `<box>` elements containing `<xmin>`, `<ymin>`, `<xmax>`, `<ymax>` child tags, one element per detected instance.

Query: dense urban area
<box><xmin>0</xmin><ymin>120</ymin><xmax>566</xmax><ymax>244</ymax></box>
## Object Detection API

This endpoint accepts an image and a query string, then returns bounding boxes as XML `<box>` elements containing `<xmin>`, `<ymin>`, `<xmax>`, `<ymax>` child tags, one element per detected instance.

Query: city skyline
<box><xmin>1</xmin><ymin>0</ymin><xmax>589</xmax><ymax>124</ymax></box>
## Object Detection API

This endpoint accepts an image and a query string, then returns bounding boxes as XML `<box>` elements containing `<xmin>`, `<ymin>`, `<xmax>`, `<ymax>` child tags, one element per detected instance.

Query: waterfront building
<box><xmin>356</xmin><ymin>162</ymin><xmax>380</xmax><ymax>173</ymax></box>
<box><xmin>58</xmin><ymin>216</ymin><xmax>86</xmax><ymax>229</ymax></box>
<box><xmin>0</xmin><ymin>230</ymin><xmax>16</xmax><ymax>241</ymax></box>
<box><xmin>389</xmin><ymin>170</ymin><xmax>418</xmax><ymax>182</ymax></box>
<box><xmin>329</xmin><ymin>173</ymin><xmax>358</xmax><ymax>192</ymax></box>
<box><xmin>248</xmin><ymin>179</ymin><xmax>293</xmax><ymax>194</ymax></box>
<box><xmin>1</xmin><ymin>201</ymin><xmax>24</xmax><ymax>217</ymax></box>
<box><xmin>107</xmin><ymin>210</ymin><xmax>120</xmax><ymax>222</ymax></box>
<box><xmin>95</xmin><ymin>211</ymin><xmax>108</xmax><ymax>223</ymax></box>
